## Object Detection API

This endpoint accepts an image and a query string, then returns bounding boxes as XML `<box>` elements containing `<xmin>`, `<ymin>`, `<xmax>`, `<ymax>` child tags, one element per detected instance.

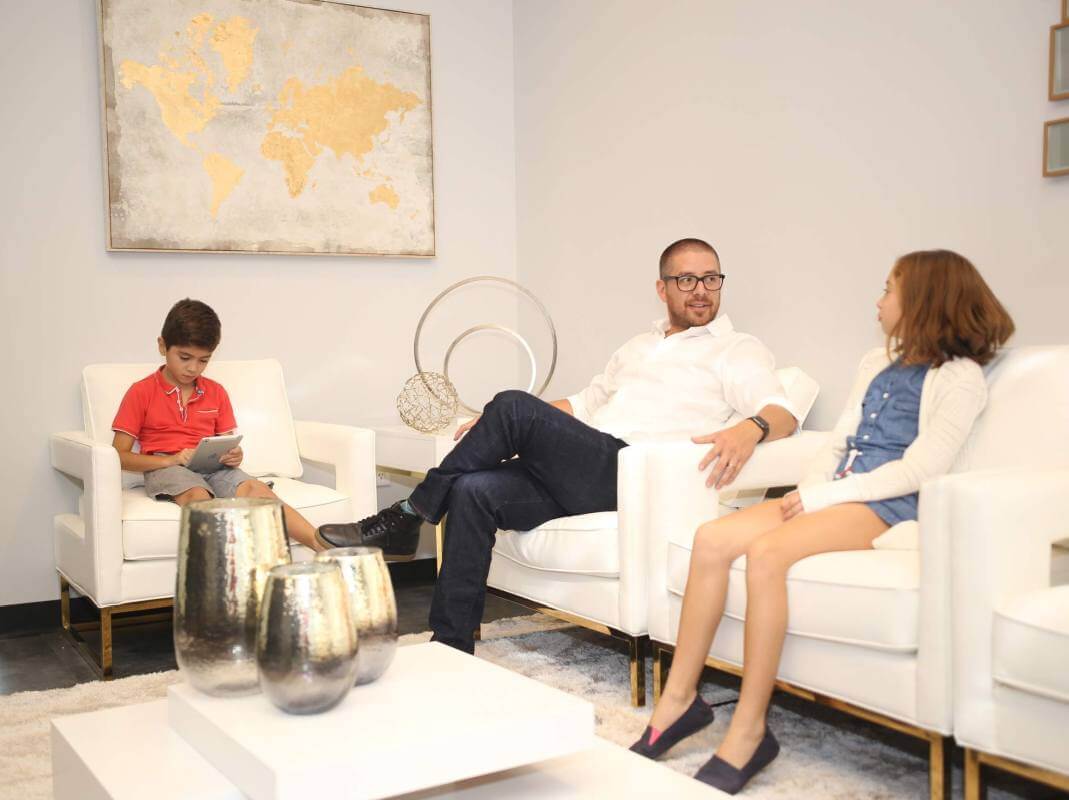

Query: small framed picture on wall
<box><xmin>1053</xmin><ymin>21</ymin><xmax>1069</xmax><ymax>100</ymax></box>
<box><xmin>1044</xmin><ymin>117</ymin><xmax>1069</xmax><ymax>177</ymax></box>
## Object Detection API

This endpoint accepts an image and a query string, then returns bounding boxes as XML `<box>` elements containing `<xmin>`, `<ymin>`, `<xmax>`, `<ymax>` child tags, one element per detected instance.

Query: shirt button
<box><xmin>870</xmin><ymin>412</ymin><xmax>877</xmax><ymax>419</ymax></box>
<box><xmin>863</xmin><ymin>434</ymin><xmax>870</xmax><ymax>440</ymax></box>
<box><xmin>882</xmin><ymin>393</ymin><xmax>889</xmax><ymax>399</ymax></box>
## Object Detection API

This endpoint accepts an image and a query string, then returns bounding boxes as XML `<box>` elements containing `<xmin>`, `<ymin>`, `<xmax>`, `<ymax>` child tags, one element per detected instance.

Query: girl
<box><xmin>630</xmin><ymin>250</ymin><xmax>1015</xmax><ymax>793</ymax></box>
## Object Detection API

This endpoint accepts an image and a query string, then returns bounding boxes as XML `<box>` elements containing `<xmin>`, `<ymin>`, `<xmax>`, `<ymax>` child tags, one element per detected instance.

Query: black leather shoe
<box><xmin>315</xmin><ymin>502</ymin><xmax>422</xmax><ymax>561</ymax></box>
<box><xmin>694</xmin><ymin>728</ymin><xmax>780</xmax><ymax>794</ymax></box>
<box><xmin>629</xmin><ymin>695</ymin><xmax>715</xmax><ymax>760</ymax></box>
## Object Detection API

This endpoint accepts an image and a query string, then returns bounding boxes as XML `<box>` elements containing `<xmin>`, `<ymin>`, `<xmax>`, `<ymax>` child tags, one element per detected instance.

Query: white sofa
<box><xmin>644</xmin><ymin>347</ymin><xmax>1069</xmax><ymax>800</ymax></box>
<box><xmin>50</xmin><ymin>359</ymin><xmax>376</xmax><ymax>677</ymax></box>
<box><xmin>946</xmin><ymin>350</ymin><xmax>1069</xmax><ymax>798</ymax></box>
<box><xmin>487</xmin><ymin>367</ymin><xmax>819</xmax><ymax>706</ymax></box>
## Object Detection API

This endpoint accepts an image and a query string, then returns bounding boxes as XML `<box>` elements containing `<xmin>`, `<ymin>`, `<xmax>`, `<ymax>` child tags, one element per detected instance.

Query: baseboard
<box><xmin>0</xmin><ymin>597</ymin><xmax>96</xmax><ymax>636</ymax></box>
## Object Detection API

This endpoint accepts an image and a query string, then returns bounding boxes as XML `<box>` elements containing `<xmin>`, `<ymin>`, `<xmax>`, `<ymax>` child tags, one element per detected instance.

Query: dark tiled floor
<box><xmin>0</xmin><ymin>561</ymin><xmax>528</xmax><ymax>694</ymax></box>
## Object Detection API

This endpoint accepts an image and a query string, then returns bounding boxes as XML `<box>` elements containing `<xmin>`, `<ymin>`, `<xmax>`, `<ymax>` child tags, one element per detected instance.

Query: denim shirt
<box><xmin>835</xmin><ymin>360</ymin><xmax>930</xmax><ymax>480</ymax></box>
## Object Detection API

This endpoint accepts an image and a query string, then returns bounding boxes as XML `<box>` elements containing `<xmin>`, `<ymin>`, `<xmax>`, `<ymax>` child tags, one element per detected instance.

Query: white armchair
<box><xmin>486</xmin><ymin>367</ymin><xmax>819</xmax><ymax>706</ymax></box>
<box><xmin>644</xmin><ymin>346</ymin><xmax>1069</xmax><ymax>800</ymax></box>
<box><xmin>946</xmin><ymin>348</ymin><xmax>1069</xmax><ymax>798</ymax></box>
<box><xmin>50</xmin><ymin>360</ymin><xmax>376</xmax><ymax>677</ymax></box>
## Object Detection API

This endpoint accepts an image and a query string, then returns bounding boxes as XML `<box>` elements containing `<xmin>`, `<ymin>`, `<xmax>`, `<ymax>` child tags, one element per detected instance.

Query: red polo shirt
<box><xmin>112</xmin><ymin>368</ymin><xmax>237</xmax><ymax>454</ymax></box>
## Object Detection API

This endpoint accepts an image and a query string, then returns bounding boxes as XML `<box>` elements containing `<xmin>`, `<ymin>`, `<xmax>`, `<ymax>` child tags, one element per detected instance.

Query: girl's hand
<box><xmin>781</xmin><ymin>490</ymin><xmax>804</xmax><ymax>521</ymax></box>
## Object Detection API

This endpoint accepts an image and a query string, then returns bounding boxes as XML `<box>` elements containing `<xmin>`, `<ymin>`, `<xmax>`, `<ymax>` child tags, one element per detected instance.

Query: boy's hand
<box><xmin>220</xmin><ymin>446</ymin><xmax>243</xmax><ymax>468</ymax></box>
<box><xmin>170</xmin><ymin>449</ymin><xmax>195</xmax><ymax>467</ymax></box>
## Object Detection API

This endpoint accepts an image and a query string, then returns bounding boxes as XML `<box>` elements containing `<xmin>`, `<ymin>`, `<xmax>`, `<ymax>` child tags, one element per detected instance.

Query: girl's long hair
<box><xmin>889</xmin><ymin>250</ymin><xmax>1015</xmax><ymax>367</ymax></box>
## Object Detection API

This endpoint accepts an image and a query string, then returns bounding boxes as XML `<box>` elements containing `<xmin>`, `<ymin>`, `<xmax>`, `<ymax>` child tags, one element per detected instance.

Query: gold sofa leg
<box><xmin>627</xmin><ymin>635</ymin><xmax>647</xmax><ymax>707</ymax></box>
<box><xmin>928</xmin><ymin>734</ymin><xmax>953</xmax><ymax>800</ymax></box>
<box><xmin>964</xmin><ymin>748</ymin><xmax>985</xmax><ymax>800</ymax></box>
<box><xmin>653</xmin><ymin>644</ymin><xmax>671</xmax><ymax>705</ymax></box>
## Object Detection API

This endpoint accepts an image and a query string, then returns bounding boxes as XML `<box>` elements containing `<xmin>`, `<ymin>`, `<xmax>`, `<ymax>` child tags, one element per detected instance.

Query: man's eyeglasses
<box><xmin>663</xmin><ymin>273</ymin><xmax>727</xmax><ymax>292</ymax></box>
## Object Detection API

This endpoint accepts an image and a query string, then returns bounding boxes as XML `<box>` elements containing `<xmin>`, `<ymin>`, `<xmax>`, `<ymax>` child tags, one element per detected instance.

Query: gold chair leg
<box><xmin>964</xmin><ymin>748</ymin><xmax>985</xmax><ymax>800</ymax></box>
<box><xmin>653</xmin><ymin>645</ymin><xmax>670</xmax><ymax>705</ymax></box>
<box><xmin>100</xmin><ymin>607</ymin><xmax>114</xmax><ymax>680</ymax></box>
<box><xmin>928</xmin><ymin>734</ymin><xmax>953</xmax><ymax>800</ymax></box>
<box><xmin>435</xmin><ymin>520</ymin><xmax>445</xmax><ymax>575</ymax></box>
<box><xmin>629</xmin><ymin>636</ymin><xmax>647</xmax><ymax>707</ymax></box>
<box><xmin>60</xmin><ymin>576</ymin><xmax>71</xmax><ymax>630</ymax></box>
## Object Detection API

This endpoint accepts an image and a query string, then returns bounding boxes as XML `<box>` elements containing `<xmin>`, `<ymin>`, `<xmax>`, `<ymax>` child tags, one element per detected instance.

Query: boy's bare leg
<box><xmin>236</xmin><ymin>480</ymin><xmax>323</xmax><ymax>551</ymax></box>
<box><xmin>172</xmin><ymin>487</ymin><xmax>212</xmax><ymax>506</ymax></box>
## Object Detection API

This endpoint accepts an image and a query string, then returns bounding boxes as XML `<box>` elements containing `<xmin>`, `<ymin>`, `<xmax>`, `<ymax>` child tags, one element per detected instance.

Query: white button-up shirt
<box><xmin>566</xmin><ymin>315</ymin><xmax>796</xmax><ymax>442</ymax></box>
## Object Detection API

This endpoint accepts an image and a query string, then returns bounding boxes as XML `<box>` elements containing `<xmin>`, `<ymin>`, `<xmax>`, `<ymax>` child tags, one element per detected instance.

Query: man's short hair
<box><xmin>161</xmin><ymin>299</ymin><xmax>221</xmax><ymax>351</ymax></box>
<box><xmin>659</xmin><ymin>238</ymin><xmax>720</xmax><ymax>278</ymax></box>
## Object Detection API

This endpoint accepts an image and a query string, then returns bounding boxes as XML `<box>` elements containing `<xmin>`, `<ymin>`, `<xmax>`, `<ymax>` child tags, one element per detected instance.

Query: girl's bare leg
<box><xmin>648</xmin><ymin>499</ymin><xmax>785</xmax><ymax>732</ymax></box>
<box><xmin>715</xmin><ymin>503</ymin><xmax>888</xmax><ymax>767</ymax></box>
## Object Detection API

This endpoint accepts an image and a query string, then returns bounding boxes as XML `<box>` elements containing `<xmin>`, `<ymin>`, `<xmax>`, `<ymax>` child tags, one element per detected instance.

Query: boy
<box><xmin>111</xmin><ymin>298</ymin><xmax>322</xmax><ymax>551</ymax></box>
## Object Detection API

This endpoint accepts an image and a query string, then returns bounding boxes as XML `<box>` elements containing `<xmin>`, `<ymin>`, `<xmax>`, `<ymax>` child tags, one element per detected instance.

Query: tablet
<box><xmin>187</xmin><ymin>434</ymin><xmax>243</xmax><ymax>474</ymax></box>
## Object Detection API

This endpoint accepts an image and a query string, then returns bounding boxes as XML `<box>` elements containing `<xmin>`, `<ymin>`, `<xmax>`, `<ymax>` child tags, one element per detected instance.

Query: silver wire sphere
<box><xmin>396</xmin><ymin>372</ymin><xmax>459</xmax><ymax>433</ymax></box>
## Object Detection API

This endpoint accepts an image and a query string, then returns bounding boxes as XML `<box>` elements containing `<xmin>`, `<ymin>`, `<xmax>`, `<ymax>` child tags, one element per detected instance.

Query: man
<box><xmin>318</xmin><ymin>238</ymin><xmax>799</xmax><ymax>653</ymax></box>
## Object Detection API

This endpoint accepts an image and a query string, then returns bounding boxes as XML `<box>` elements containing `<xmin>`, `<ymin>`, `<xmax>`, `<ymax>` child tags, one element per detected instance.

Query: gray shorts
<box><xmin>144</xmin><ymin>464</ymin><xmax>254</xmax><ymax>501</ymax></box>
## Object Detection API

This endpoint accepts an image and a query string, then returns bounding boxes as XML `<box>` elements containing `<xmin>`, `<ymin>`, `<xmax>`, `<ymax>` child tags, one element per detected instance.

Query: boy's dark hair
<box><xmin>161</xmin><ymin>299</ymin><xmax>221</xmax><ymax>350</ymax></box>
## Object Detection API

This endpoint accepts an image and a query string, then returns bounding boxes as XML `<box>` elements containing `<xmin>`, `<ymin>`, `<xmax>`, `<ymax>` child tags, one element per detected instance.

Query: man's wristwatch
<box><xmin>746</xmin><ymin>415</ymin><xmax>770</xmax><ymax>443</ymax></box>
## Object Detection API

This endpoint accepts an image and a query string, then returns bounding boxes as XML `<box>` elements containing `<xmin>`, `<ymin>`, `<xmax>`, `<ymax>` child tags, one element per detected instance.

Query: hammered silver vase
<box><xmin>316</xmin><ymin>546</ymin><xmax>398</xmax><ymax>684</ymax></box>
<box><xmin>256</xmin><ymin>562</ymin><xmax>359</xmax><ymax>714</ymax></box>
<box><xmin>173</xmin><ymin>498</ymin><xmax>290</xmax><ymax>697</ymax></box>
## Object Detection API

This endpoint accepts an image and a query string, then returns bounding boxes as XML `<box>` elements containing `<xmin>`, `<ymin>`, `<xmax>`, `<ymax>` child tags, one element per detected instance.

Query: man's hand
<box><xmin>170</xmin><ymin>449</ymin><xmax>195</xmax><ymax>467</ymax></box>
<box><xmin>454</xmin><ymin>415</ymin><xmax>482</xmax><ymax>441</ymax></box>
<box><xmin>693</xmin><ymin>420</ymin><xmax>764</xmax><ymax>489</ymax></box>
<box><xmin>780</xmin><ymin>490</ymin><xmax>804</xmax><ymax>521</ymax></box>
<box><xmin>219</xmin><ymin>446</ymin><xmax>243</xmax><ymax>468</ymax></box>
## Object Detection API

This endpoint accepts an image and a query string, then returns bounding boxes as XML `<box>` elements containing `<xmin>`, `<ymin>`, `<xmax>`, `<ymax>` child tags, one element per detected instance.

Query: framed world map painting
<box><xmin>99</xmin><ymin>0</ymin><xmax>434</xmax><ymax>256</ymax></box>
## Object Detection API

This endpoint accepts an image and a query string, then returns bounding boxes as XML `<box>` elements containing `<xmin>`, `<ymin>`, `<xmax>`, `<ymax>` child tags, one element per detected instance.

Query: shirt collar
<box><xmin>155</xmin><ymin>367</ymin><xmax>203</xmax><ymax>397</ymax></box>
<box><xmin>652</xmin><ymin>314</ymin><xmax>735</xmax><ymax>338</ymax></box>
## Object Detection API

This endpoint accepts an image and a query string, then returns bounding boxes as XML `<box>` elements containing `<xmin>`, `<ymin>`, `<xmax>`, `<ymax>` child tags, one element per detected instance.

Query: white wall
<box><xmin>0</xmin><ymin>0</ymin><xmax>518</xmax><ymax>605</ymax></box>
<box><xmin>513</xmin><ymin>0</ymin><xmax>1069</xmax><ymax>427</ymax></box>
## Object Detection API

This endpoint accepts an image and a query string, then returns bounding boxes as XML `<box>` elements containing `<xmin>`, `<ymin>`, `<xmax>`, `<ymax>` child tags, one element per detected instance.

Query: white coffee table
<box><xmin>53</xmin><ymin>701</ymin><xmax>723</xmax><ymax>799</ymax></box>
<box><xmin>48</xmin><ymin>643</ymin><xmax>724</xmax><ymax>800</ymax></box>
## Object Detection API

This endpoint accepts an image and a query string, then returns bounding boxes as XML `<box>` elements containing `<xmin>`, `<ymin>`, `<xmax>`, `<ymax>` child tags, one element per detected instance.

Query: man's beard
<box><xmin>668</xmin><ymin>302</ymin><xmax>716</xmax><ymax>330</ymax></box>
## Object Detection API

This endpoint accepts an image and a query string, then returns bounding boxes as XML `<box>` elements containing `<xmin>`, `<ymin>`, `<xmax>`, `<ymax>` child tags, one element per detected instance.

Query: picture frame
<box><xmin>98</xmin><ymin>0</ymin><xmax>435</xmax><ymax>257</ymax></box>
<box><xmin>1052</xmin><ymin>21</ymin><xmax>1069</xmax><ymax>100</ymax></box>
<box><xmin>1043</xmin><ymin>117</ymin><xmax>1069</xmax><ymax>177</ymax></box>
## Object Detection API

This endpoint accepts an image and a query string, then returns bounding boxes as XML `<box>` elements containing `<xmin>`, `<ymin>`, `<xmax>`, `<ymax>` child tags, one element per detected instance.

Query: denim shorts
<box><xmin>143</xmin><ymin>464</ymin><xmax>253</xmax><ymax>501</ymax></box>
<box><xmin>866</xmin><ymin>493</ymin><xmax>919</xmax><ymax>527</ymax></box>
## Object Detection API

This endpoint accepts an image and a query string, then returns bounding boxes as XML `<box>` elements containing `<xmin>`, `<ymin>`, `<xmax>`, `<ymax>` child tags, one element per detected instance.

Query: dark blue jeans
<box><xmin>409</xmin><ymin>390</ymin><xmax>628</xmax><ymax>653</ymax></box>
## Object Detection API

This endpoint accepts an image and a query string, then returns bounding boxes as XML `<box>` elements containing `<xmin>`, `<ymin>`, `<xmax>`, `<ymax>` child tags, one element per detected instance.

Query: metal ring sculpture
<box><xmin>414</xmin><ymin>277</ymin><xmax>558</xmax><ymax>416</ymax></box>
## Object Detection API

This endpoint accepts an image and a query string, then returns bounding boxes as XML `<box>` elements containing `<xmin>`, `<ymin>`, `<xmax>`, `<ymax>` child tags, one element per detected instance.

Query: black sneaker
<box><xmin>315</xmin><ymin>502</ymin><xmax>422</xmax><ymax>561</ymax></box>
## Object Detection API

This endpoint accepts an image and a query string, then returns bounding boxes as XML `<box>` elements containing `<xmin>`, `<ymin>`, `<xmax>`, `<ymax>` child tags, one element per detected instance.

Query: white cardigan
<box><xmin>797</xmin><ymin>347</ymin><xmax>987</xmax><ymax>513</ymax></box>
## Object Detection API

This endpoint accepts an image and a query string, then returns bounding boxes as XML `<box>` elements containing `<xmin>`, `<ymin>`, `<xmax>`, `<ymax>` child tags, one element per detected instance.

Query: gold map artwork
<box><xmin>101</xmin><ymin>0</ymin><xmax>434</xmax><ymax>255</ymax></box>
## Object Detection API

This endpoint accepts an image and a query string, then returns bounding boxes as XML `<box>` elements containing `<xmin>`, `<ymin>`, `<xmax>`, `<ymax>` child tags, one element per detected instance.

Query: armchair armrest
<box><xmin>50</xmin><ymin>431</ymin><xmax>124</xmax><ymax>603</ymax></box>
<box><xmin>640</xmin><ymin>431</ymin><xmax>828</xmax><ymax>640</ymax></box>
<box><xmin>942</xmin><ymin>468</ymin><xmax>1069</xmax><ymax>742</ymax></box>
<box><xmin>293</xmin><ymin>421</ymin><xmax>377</xmax><ymax>520</ymax></box>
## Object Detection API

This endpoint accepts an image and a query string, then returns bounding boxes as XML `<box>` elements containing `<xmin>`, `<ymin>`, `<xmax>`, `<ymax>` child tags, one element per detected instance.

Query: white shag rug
<box><xmin>0</xmin><ymin>614</ymin><xmax>1032</xmax><ymax>800</ymax></box>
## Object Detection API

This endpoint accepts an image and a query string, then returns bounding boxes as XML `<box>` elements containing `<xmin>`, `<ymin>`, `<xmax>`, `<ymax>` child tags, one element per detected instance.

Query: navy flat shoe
<box><xmin>695</xmin><ymin>728</ymin><xmax>780</xmax><ymax>794</ymax></box>
<box><xmin>629</xmin><ymin>695</ymin><xmax>715</xmax><ymax>760</ymax></box>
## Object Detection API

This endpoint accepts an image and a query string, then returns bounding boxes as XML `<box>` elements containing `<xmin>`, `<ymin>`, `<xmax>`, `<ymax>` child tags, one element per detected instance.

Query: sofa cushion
<box><xmin>667</xmin><ymin>542</ymin><xmax>919</xmax><ymax>652</ymax></box>
<box><xmin>993</xmin><ymin>585</ymin><xmax>1069</xmax><ymax>703</ymax></box>
<box><xmin>121</xmin><ymin>477</ymin><xmax>350</xmax><ymax>561</ymax></box>
<box><xmin>493</xmin><ymin>512</ymin><xmax>619</xmax><ymax>577</ymax></box>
